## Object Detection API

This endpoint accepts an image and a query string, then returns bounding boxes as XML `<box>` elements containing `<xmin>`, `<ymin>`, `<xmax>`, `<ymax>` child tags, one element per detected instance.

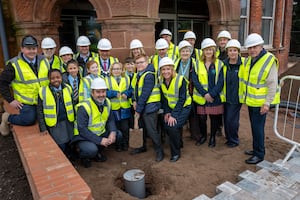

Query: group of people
<box><xmin>0</xmin><ymin>28</ymin><xmax>279</xmax><ymax>168</ymax></box>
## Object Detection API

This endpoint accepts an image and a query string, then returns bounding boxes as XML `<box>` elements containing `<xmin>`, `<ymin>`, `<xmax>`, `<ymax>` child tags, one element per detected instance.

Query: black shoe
<box><xmin>170</xmin><ymin>155</ymin><xmax>180</xmax><ymax>162</ymax></box>
<box><xmin>245</xmin><ymin>156</ymin><xmax>263</xmax><ymax>164</ymax></box>
<box><xmin>208</xmin><ymin>136</ymin><xmax>216</xmax><ymax>148</ymax></box>
<box><xmin>156</xmin><ymin>151</ymin><xmax>164</xmax><ymax>162</ymax></box>
<box><xmin>130</xmin><ymin>147</ymin><xmax>147</xmax><ymax>155</ymax></box>
<box><xmin>81</xmin><ymin>158</ymin><xmax>91</xmax><ymax>168</ymax></box>
<box><xmin>195</xmin><ymin>137</ymin><xmax>207</xmax><ymax>146</ymax></box>
<box><xmin>227</xmin><ymin>143</ymin><xmax>239</xmax><ymax>148</ymax></box>
<box><xmin>244</xmin><ymin>150</ymin><xmax>254</xmax><ymax>155</ymax></box>
<box><xmin>122</xmin><ymin>145</ymin><xmax>128</xmax><ymax>151</ymax></box>
<box><xmin>95</xmin><ymin>152</ymin><xmax>107</xmax><ymax>162</ymax></box>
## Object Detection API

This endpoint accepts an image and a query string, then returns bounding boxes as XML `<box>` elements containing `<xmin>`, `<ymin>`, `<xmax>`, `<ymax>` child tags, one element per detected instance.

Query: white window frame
<box><xmin>239</xmin><ymin>0</ymin><xmax>250</xmax><ymax>49</ymax></box>
<box><xmin>261</xmin><ymin>0</ymin><xmax>276</xmax><ymax>48</ymax></box>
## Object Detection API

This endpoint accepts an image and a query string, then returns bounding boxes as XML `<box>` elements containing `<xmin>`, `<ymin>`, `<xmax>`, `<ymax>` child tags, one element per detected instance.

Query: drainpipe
<box><xmin>0</xmin><ymin>1</ymin><xmax>9</xmax><ymax>64</ymax></box>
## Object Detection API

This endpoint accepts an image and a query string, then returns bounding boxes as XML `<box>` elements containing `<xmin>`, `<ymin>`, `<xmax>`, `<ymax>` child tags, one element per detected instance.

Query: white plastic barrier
<box><xmin>273</xmin><ymin>75</ymin><xmax>300</xmax><ymax>164</ymax></box>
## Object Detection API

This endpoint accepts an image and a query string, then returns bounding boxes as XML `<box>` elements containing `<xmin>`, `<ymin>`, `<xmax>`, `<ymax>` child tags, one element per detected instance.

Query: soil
<box><xmin>0</xmin><ymin>62</ymin><xmax>299</xmax><ymax>200</ymax></box>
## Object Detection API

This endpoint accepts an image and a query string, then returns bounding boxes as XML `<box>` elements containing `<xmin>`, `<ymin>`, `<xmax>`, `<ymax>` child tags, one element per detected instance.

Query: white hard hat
<box><xmin>201</xmin><ymin>38</ymin><xmax>217</xmax><ymax>50</ymax></box>
<box><xmin>155</xmin><ymin>38</ymin><xmax>169</xmax><ymax>50</ymax></box>
<box><xmin>97</xmin><ymin>38</ymin><xmax>112</xmax><ymax>50</ymax></box>
<box><xmin>217</xmin><ymin>30</ymin><xmax>232</xmax><ymax>40</ymax></box>
<box><xmin>178</xmin><ymin>40</ymin><xmax>192</xmax><ymax>51</ymax></box>
<box><xmin>41</xmin><ymin>37</ymin><xmax>56</xmax><ymax>49</ymax></box>
<box><xmin>244</xmin><ymin>33</ymin><xmax>264</xmax><ymax>48</ymax></box>
<box><xmin>91</xmin><ymin>78</ymin><xmax>107</xmax><ymax>89</ymax></box>
<box><xmin>184</xmin><ymin>31</ymin><xmax>196</xmax><ymax>40</ymax></box>
<box><xmin>159</xmin><ymin>29</ymin><xmax>172</xmax><ymax>37</ymax></box>
<box><xmin>76</xmin><ymin>36</ymin><xmax>91</xmax><ymax>46</ymax></box>
<box><xmin>59</xmin><ymin>46</ymin><xmax>74</xmax><ymax>56</ymax></box>
<box><xmin>130</xmin><ymin>39</ymin><xmax>143</xmax><ymax>49</ymax></box>
<box><xmin>225</xmin><ymin>39</ymin><xmax>241</xmax><ymax>50</ymax></box>
<box><xmin>159</xmin><ymin>57</ymin><xmax>174</xmax><ymax>69</ymax></box>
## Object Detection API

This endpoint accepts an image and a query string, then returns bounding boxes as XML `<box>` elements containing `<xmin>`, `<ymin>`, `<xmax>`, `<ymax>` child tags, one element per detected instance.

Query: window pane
<box><xmin>239</xmin><ymin>18</ymin><xmax>246</xmax><ymax>45</ymax></box>
<box><xmin>241</xmin><ymin>0</ymin><xmax>248</xmax><ymax>16</ymax></box>
<box><xmin>262</xmin><ymin>19</ymin><xmax>271</xmax><ymax>44</ymax></box>
<box><xmin>263</xmin><ymin>0</ymin><xmax>274</xmax><ymax>17</ymax></box>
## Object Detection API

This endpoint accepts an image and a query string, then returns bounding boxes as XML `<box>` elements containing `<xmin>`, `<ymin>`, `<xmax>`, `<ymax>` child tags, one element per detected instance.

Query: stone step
<box><xmin>192</xmin><ymin>194</ymin><xmax>212</xmax><ymax>200</ymax></box>
<box><xmin>216</xmin><ymin>181</ymin><xmax>242</xmax><ymax>195</ymax></box>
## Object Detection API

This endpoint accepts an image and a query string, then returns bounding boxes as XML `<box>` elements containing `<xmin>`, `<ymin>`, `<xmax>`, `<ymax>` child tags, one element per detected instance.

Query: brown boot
<box><xmin>0</xmin><ymin>112</ymin><xmax>10</xmax><ymax>136</ymax></box>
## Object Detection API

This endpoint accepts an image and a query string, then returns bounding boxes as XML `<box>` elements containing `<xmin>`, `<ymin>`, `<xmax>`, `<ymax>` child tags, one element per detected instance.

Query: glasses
<box><xmin>135</xmin><ymin>60</ymin><xmax>146</xmax><ymax>65</ymax></box>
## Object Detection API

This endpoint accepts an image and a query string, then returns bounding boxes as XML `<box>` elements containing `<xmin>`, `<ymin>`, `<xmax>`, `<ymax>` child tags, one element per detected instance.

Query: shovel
<box><xmin>129</xmin><ymin>116</ymin><xmax>143</xmax><ymax>148</ymax></box>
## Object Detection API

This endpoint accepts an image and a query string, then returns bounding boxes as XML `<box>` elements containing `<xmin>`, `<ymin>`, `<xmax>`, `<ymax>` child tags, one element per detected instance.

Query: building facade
<box><xmin>0</xmin><ymin>0</ymin><xmax>294</xmax><ymax>74</ymax></box>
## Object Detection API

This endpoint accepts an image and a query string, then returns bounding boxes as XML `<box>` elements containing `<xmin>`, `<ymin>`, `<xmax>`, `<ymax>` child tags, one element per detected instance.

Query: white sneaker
<box><xmin>0</xmin><ymin>112</ymin><xmax>10</xmax><ymax>136</ymax></box>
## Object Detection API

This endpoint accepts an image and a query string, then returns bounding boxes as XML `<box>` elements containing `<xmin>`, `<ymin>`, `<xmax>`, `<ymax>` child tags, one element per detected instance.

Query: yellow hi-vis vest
<box><xmin>192</xmin><ymin>59</ymin><xmax>223</xmax><ymax>105</ymax></box>
<box><xmin>135</xmin><ymin>71</ymin><xmax>161</xmax><ymax>103</ymax></box>
<box><xmin>51</xmin><ymin>55</ymin><xmax>66</xmax><ymax>73</ymax></box>
<box><xmin>150</xmin><ymin>54</ymin><xmax>176</xmax><ymax>73</ymax></box>
<box><xmin>89</xmin><ymin>56</ymin><xmax>119</xmax><ymax>76</ymax></box>
<box><xmin>220</xmin><ymin>57</ymin><xmax>245</xmax><ymax>103</ymax></box>
<box><xmin>161</xmin><ymin>74</ymin><xmax>192</xmax><ymax>109</ymax></box>
<box><xmin>194</xmin><ymin>48</ymin><xmax>202</xmax><ymax>61</ymax></box>
<box><xmin>10</xmin><ymin>55</ymin><xmax>49</xmax><ymax>105</ymax></box>
<box><xmin>77</xmin><ymin>78</ymin><xmax>85</xmax><ymax>103</ymax></box>
<box><xmin>105</xmin><ymin>75</ymin><xmax>131</xmax><ymax>110</ymax></box>
<box><xmin>74</xmin><ymin>98</ymin><xmax>111</xmax><ymax>136</ymax></box>
<box><xmin>39</xmin><ymin>85</ymin><xmax>74</xmax><ymax>127</ymax></box>
<box><xmin>167</xmin><ymin>42</ymin><xmax>180</xmax><ymax>61</ymax></box>
<box><xmin>241</xmin><ymin>52</ymin><xmax>280</xmax><ymax>107</ymax></box>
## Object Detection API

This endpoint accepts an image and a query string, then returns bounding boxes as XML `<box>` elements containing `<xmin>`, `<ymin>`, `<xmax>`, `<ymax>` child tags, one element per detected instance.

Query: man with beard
<box><xmin>72</xmin><ymin>78</ymin><xmax>122</xmax><ymax>168</ymax></box>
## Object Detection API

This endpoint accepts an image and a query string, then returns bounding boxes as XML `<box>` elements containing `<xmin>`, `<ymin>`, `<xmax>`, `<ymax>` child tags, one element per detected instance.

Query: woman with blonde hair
<box><xmin>192</xmin><ymin>38</ymin><xmax>224</xmax><ymax>148</ymax></box>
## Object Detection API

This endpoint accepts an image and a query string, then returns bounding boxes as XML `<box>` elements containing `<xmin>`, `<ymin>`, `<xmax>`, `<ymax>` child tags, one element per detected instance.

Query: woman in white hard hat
<box><xmin>129</xmin><ymin>39</ymin><xmax>146</xmax><ymax>59</ymax></box>
<box><xmin>222</xmin><ymin>39</ymin><xmax>244</xmax><ymax>148</ymax></box>
<box><xmin>174</xmin><ymin>40</ymin><xmax>198</xmax><ymax>142</ymax></box>
<box><xmin>159</xmin><ymin>57</ymin><xmax>192</xmax><ymax>162</ymax></box>
<box><xmin>192</xmin><ymin>38</ymin><xmax>224</xmax><ymax>148</ymax></box>
<box><xmin>183</xmin><ymin>31</ymin><xmax>202</xmax><ymax>61</ymax></box>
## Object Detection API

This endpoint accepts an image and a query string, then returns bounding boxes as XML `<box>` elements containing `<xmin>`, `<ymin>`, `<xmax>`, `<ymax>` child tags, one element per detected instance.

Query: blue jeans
<box><xmin>248</xmin><ymin>106</ymin><xmax>266</xmax><ymax>159</ymax></box>
<box><xmin>224</xmin><ymin>103</ymin><xmax>242</xmax><ymax>144</ymax></box>
<box><xmin>8</xmin><ymin>104</ymin><xmax>36</xmax><ymax>125</ymax></box>
<box><xmin>77</xmin><ymin>130</ymin><xmax>123</xmax><ymax>159</ymax></box>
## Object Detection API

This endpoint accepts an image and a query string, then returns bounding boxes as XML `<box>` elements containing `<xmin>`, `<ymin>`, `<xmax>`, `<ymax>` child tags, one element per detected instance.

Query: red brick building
<box><xmin>0</xmin><ymin>0</ymin><xmax>294</xmax><ymax>74</ymax></box>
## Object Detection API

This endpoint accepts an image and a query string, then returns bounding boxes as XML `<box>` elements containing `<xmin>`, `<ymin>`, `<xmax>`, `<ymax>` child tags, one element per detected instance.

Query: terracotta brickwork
<box><xmin>0</xmin><ymin>0</ymin><xmax>293</xmax><ymax>73</ymax></box>
<box><xmin>12</xmin><ymin>124</ymin><xmax>93</xmax><ymax>200</ymax></box>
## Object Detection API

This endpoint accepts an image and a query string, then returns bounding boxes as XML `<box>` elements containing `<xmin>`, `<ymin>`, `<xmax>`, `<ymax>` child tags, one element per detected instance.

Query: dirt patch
<box><xmin>0</xmin><ymin>63</ymin><xmax>299</xmax><ymax>200</ymax></box>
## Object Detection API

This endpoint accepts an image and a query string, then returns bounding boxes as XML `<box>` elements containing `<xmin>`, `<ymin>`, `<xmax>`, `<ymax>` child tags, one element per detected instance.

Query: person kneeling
<box><xmin>71</xmin><ymin>78</ymin><xmax>122</xmax><ymax>168</ymax></box>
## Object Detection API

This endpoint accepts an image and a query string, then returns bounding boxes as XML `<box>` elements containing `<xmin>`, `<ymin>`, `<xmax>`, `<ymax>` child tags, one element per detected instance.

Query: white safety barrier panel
<box><xmin>273</xmin><ymin>75</ymin><xmax>300</xmax><ymax>165</ymax></box>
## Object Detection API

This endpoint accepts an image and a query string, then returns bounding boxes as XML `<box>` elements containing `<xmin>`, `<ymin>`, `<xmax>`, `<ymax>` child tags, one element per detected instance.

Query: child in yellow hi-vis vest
<box><xmin>37</xmin><ymin>69</ymin><xmax>75</xmax><ymax>156</ymax></box>
<box><xmin>106</xmin><ymin>62</ymin><xmax>133</xmax><ymax>151</ymax></box>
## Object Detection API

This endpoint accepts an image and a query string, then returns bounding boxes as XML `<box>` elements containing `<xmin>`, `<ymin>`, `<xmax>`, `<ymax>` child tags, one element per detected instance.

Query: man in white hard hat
<box><xmin>59</xmin><ymin>46</ymin><xmax>74</xmax><ymax>73</ymax></box>
<box><xmin>159</xmin><ymin>28</ymin><xmax>179</xmax><ymax>60</ymax></box>
<box><xmin>93</xmin><ymin>38</ymin><xmax>119</xmax><ymax>77</ymax></box>
<box><xmin>241</xmin><ymin>33</ymin><xmax>279</xmax><ymax>164</ymax></box>
<box><xmin>41</xmin><ymin>37</ymin><xmax>61</xmax><ymax>71</ymax></box>
<box><xmin>216</xmin><ymin>30</ymin><xmax>232</xmax><ymax>61</ymax></box>
<box><xmin>0</xmin><ymin>35</ymin><xmax>50</xmax><ymax>136</ymax></box>
<box><xmin>150</xmin><ymin>38</ymin><xmax>170</xmax><ymax>73</ymax></box>
<box><xmin>72</xmin><ymin>77</ymin><xmax>122</xmax><ymax>168</ymax></box>
<box><xmin>74</xmin><ymin>35</ymin><xmax>97</xmax><ymax>77</ymax></box>
<box><xmin>183</xmin><ymin>31</ymin><xmax>202</xmax><ymax>61</ymax></box>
